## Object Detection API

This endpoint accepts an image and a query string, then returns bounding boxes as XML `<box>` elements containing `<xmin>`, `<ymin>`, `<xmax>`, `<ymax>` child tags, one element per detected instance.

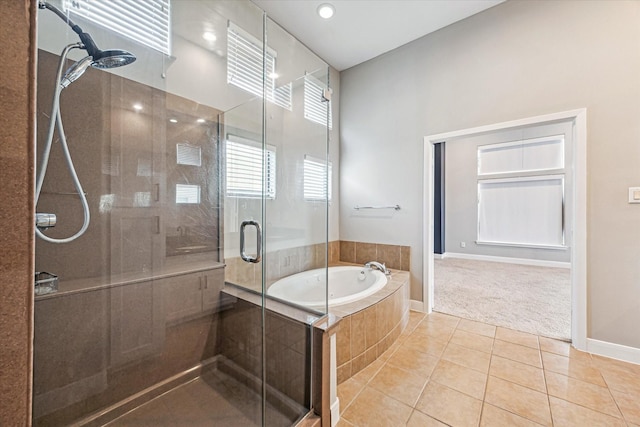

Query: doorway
<box><xmin>423</xmin><ymin>110</ymin><xmax>587</xmax><ymax>349</ymax></box>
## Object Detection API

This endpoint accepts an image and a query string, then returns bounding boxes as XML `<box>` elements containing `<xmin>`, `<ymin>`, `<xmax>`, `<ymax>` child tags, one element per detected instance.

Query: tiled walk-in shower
<box><xmin>33</xmin><ymin>1</ymin><xmax>333</xmax><ymax>425</ymax></box>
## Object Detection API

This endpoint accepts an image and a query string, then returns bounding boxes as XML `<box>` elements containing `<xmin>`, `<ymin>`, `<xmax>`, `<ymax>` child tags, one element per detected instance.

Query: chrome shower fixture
<box><xmin>59</xmin><ymin>55</ymin><xmax>93</xmax><ymax>89</ymax></box>
<box><xmin>35</xmin><ymin>1</ymin><xmax>137</xmax><ymax>243</ymax></box>
<box><xmin>38</xmin><ymin>1</ymin><xmax>137</xmax><ymax>73</ymax></box>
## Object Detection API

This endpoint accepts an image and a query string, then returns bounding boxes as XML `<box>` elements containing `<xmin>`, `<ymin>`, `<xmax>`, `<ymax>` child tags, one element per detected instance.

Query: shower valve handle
<box><xmin>36</xmin><ymin>213</ymin><xmax>57</xmax><ymax>230</ymax></box>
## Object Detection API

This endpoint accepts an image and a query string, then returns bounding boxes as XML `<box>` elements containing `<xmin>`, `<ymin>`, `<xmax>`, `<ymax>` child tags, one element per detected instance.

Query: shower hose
<box><xmin>35</xmin><ymin>43</ymin><xmax>90</xmax><ymax>243</ymax></box>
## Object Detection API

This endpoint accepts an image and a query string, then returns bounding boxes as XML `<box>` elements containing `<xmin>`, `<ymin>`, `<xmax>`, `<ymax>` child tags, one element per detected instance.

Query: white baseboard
<box><xmin>433</xmin><ymin>253</ymin><xmax>445</xmax><ymax>260</ymax></box>
<box><xmin>331</xmin><ymin>398</ymin><xmax>340</xmax><ymax>427</ymax></box>
<box><xmin>586</xmin><ymin>338</ymin><xmax>640</xmax><ymax>366</ymax></box>
<box><xmin>410</xmin><ymin>299</ymin><xmax>426</xmax><ymax>312</ymax></box>
<box><xmin>442</xmin><ymin>252</ymin><xmax>571</xmax><ymax>269</ymax></box>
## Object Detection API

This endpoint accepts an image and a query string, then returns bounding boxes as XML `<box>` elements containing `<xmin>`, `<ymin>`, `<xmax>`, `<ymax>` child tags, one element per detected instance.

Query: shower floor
<box><xmin>106</xmin><ymin>367</ymin><xmax>294</xmax><ymax>427</ymax></box>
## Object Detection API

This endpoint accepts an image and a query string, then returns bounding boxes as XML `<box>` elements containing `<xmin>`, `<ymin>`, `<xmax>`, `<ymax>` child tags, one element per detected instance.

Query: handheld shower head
<box><xmin>40</xmin><ymin>1</ymin><xmax>137</xmax><ymax>74</ymax></box>
<box><xmin>59</xmin><ymin>49</ymin><xmax>137</xmax><ymax>89</ymax></box>
<box><xmin>60</xmin><ymin>56</ymin><xmax>93</xmax><ymax>89</ymax></box>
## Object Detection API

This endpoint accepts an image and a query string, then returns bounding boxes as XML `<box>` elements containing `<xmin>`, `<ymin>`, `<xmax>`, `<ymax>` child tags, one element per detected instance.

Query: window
<box><xmin>64</xmin><ymin>0</ymin><xmax>171</xmax><ymax>55</ymax></box>
<box><xmin>476</xmin><ymin>135</ymin><xmax>566</xmax><ymax>248</ymax></box>
<box><xmin>304</xmin><ymin>155</ymin><xmax>332</xmax><ymax>201</ymax></box>
<box><xmin>226</xmin><ymin>135</ymin><xmax>276</xmax><ymax>199</ymax></box>
<box><xmin>176</xmin><ymin>184</ymin><xmax>200</xmax><ymax>204</ymax></box>
<box><xmin>478</xmin><ymin>176</ymin><xmax>564</xmax><ymax>247</ymax></box>
<box><xmin>227</xmin><ymin>22</ymin><xmax>292</xmax><ymax>110</ymax></box>
<box><xmin>304</xmin><ymin>75</ymin><xmax>332</xmax><ymax>129</ymax></box>
<box><xmin>478</xmin><ymin>135</ymin><xmax>564</xmax><ymax>176</ymax></box>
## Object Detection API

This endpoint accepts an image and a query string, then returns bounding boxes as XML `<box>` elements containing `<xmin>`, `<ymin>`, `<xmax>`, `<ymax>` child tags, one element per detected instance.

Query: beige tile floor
<box><xmin>338</xmin><ymin>311</ymin><xmax>640</xmax><ymax>427</ymax></box>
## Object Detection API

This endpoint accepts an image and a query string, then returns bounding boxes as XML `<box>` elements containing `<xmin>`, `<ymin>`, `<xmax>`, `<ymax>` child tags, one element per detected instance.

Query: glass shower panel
<box><xmin>33</xmin><ymin>1</ymin><xmax>272</xmax><ymax>426</ymax></box>
<box><xmin>222</xmin><ymin>97</ymin><xmax>265</xmax><ymax>293</ymax></box>
<box><xmin>264</xmin><ymin>17</ymin><xmax>331</xmax><ymax>315</ymax></box>
<box><xmin>33</xmin><ymin>1</ymin><xmax>326</xmax><ymax>425</ymax></box>
<box><xmin>260</xmin><ymin>17</ymin><xmax>331</xmax><ymax>426</ymax></box>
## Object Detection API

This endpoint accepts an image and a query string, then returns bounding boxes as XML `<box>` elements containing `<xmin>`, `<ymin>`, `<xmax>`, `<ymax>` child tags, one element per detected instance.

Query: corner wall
<box><xmin>340</xmin><ymin>0</ymin><xmax>640</xmax><ymax>350</ymax></box>
<box><xmin>0</xmin><ymin>0</ymin><xmax>36</xmax><ymax>424</ymax></box>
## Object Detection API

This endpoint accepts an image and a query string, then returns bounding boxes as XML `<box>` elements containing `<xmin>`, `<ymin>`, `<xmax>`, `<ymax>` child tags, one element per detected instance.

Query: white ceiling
<box><xmin>252</xmin><ymin>0</ymin><xmax>504</xmax><ymax>71</ymax></box>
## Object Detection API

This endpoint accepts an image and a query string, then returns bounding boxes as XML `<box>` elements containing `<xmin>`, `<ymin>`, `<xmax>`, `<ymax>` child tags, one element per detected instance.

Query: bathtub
<box><xmin>267</xmin><ymin>266</ymin><xmax>387</xmax><ymax>309</ymax></box>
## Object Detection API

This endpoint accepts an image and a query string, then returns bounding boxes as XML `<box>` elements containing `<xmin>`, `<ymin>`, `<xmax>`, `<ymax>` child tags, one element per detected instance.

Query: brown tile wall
<box><xmin>0</xmin><ymin>1</ymin><xmax>36</xmax><ymax>425</ymax></box>
<box><xmin>338</xmin><ymin>240</ymin><xmax>410</xmax><ymax>271</ymax></box>
<box><xmin>219</xmin><ymin>297</ymin><xmax>311</xmax><ymax>421</ymax></box>
<box><xmin>335</xmin><ymin>277</ymin><xmax>411</xmax><ymax>384</ymax></box>
<box><xmin>226</xmin><ymin>240</ymin><xmax>340</xmax><ymax>289</ymax></box>
<box><xmin>34</xmin><ymin>49</ymin><xmax>222</xmax><ymax>282</ymax></box>
<box><xmin>32</xmin><ymin>270</ymin><xmax>225</xmax><ymax>426</ymax></box>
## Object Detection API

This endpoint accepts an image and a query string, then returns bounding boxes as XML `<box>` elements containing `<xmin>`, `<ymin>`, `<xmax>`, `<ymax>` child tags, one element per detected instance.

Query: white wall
<box><xmin>340</xmin><ymin>0</ymin><xmax>640</xmax><ymax>349</ymax></box>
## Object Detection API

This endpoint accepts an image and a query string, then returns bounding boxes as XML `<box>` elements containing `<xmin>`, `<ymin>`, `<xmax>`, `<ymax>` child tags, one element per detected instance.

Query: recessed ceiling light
<box><xmin>169</xmin><ymin>118</ymin><xmax>178</xmax><ymax>123</ymax></box>
<box><xmin>317</xmin><ymin>3</ymin><xmax>335</xmax><ymax>19</ymax></box>
<box><xmin>133</xmin><ymin>103</ymin><xmax>143</xmax><ymax>111</ymax></box>
<box><xmin>197</xmin><ymin>118</ymin><xmax>206</xmax><ymax>123</ymax></box>
<box><xmin>202</xmin><ymin>31</ymin><xmax>217</xmax><ymax>42</ymax></box>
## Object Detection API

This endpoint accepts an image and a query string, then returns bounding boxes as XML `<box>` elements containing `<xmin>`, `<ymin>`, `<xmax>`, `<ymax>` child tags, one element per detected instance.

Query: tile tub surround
<box><xmin>225</xmin><ymin>240</ymin><xmax>340</xmax><ymax>290</ymax></box>
<box><xmin>339</xmin><ymin>241</ymin><xmax>410</xmax><ymax>272</ymax></box>
<box><xmin>332</xmin><ymin>270</ymin><xmax>411</xmax><ymax>385</ymax></box>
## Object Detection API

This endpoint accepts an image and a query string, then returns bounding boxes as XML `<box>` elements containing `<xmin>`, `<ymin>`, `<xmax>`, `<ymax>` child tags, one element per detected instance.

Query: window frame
<box><xmin>64</xmin><ymin>0</ymin><xmax>171</xmax><ymax>55</ymax></box>
<box><xmin>303</xmin><ymin>155</ymin><xmax>332</xmax><ymax>202</ymax></box>
<box><xmin>226</xmin><ymin>22</ymin><xmax>292</xmax><ymax>110</ymax></box>
<box><xmin>225</xmin><ymin>135</ymin><xmax>276</xmax><ymax>200</ymax></box>
<box><xmin>304</xmin><ymin>74</ymin><xmax>332</xmax><ymax>129</ymax></box>
<box><xmin>475</xmin><ymin>135</ymin><xmax>568</xmax><ymax>249</ymax></box>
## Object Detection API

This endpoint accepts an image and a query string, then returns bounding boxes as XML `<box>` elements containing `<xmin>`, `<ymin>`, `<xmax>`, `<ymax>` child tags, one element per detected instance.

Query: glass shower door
<box><xmin>221</xmin><ymin>17</ymin><xmax>332</xmax><ymax>426</ymax></box>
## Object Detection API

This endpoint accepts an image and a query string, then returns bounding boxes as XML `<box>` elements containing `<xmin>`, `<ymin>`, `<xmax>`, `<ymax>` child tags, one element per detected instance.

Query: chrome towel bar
<box><xmin>354</xmin><ymin>205</ymin><xmax>401</xmax><ymax>211</ymax></box>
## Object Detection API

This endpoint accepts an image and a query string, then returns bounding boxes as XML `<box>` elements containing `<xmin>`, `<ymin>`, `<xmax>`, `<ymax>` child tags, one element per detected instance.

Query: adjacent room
<box><xmin>432</xmin><ymin>121</ymin><xmax>574</xmax><ymax>341</ymax></box>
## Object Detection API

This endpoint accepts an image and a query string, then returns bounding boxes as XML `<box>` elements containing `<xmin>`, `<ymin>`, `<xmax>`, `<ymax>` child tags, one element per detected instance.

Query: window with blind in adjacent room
<box><xmin>476</xmin><ymin>135</ymin><xmax>566</xmax><ymax>248</ymax></box>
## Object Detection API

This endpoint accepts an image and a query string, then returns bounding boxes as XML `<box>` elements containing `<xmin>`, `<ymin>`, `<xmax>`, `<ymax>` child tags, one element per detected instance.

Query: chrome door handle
<box><xmin>240</xmin><ymin>220</ymin><xmax>262</xmax><ymax>263</ymax></box>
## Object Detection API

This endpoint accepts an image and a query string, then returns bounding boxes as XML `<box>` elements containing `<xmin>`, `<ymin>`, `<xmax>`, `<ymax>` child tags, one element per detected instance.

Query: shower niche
<box><xmin>164</xmin><ymin>106</ymin><xmax>220</xmax><ymax>259</ymax></box>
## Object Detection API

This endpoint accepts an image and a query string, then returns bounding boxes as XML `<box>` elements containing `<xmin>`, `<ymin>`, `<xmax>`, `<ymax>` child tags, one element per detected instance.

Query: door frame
<box><xmin>422</xmin><ymin>109</ymin><xmax>587</xmax><ymax>350</ymax></box>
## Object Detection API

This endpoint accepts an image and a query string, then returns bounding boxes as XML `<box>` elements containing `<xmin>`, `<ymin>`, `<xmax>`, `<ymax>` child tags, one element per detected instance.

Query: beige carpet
<box><xmin>434</xmin><ymin>258</ymin><xmax>571</xmax><ymax>340</ymax></box>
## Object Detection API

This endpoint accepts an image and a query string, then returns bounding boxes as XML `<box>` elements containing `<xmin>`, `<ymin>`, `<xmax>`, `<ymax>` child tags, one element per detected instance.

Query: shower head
<box><xmin>39</xmin><ymin>1</ymin><xmax>137</xmax><ymax>73</ymax></box>
<box><xmin>60</xmin><ymin>56</ymin><xmax>93</xmax><ymax>89</ymax></box>
<box><xmin>59</xmin><ymin>49</ymin><xmax>136</xmax><ymax>89</ymax></box>
<box><xmin>91</xmin><ymin>49</ymin><xmax>137</xmax><ymax>69</ymax></box>
<box><xmin>76</xmin><ymin>32</ymin><xmax>136</xmax><ymax>69</ymax></box>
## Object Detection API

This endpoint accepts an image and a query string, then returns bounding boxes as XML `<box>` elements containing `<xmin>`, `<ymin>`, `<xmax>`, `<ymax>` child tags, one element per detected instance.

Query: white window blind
<box><xmin>64</xmin><ymin>0</ymin><xmax>171</xmax><ymax>55</ymax></box>
<box><xmin>304</xmin><ymin>75</ymin><xmax>332</xmax><ymax>129</ymax></box>
<box><xmin>176</xmin><ymin>143</ymin><xmax>201</xmax><ymax>166</ymax></box>
<box><xmin>478</xmin><ymin>176</ymin><xmax>564</xmax><ymax>247</ymax></box>
<box><xmin>478</xmin><ymin>135</ymin><xmax>564</xmax><ymax>176</ymax></box>
<box><xmin>226</xmin><ymin>135</ymin><xmax>276</xmax><ymax>199</ymax></box>
<box><xmin>176</xmin><ymin>184</ymin><xmax>200</xmax><ymax>204</ymax></box>
<box><xmin>227</xmin><ymin>22</ymin><xmax>292</xmax><ymax>110</ymax></box>
<box><xmin>304</xmin><ymin>155</ymin><xmax>332</xmax><ymax>201</ymax></box>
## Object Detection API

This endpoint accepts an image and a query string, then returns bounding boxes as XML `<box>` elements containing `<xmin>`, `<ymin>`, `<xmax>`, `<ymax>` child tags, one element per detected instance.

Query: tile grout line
<box><xmin>543</xmin><ymin>349</ymin><xmax>633</xmax><ymax>423</ymax></box>
<box><xmin>593</xmin><ymin>362</ymin><xmax>630</xmax><ymax>424</ymax></box>
<box><xmin>476</xmin><ymin>326</ymin><xmax>497</xmax><ymax>426</ymax></box>
<box><xmin>538</xmin><ymin>334</ymin><xmax>556</xmax><ymax>426</ymax></box>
